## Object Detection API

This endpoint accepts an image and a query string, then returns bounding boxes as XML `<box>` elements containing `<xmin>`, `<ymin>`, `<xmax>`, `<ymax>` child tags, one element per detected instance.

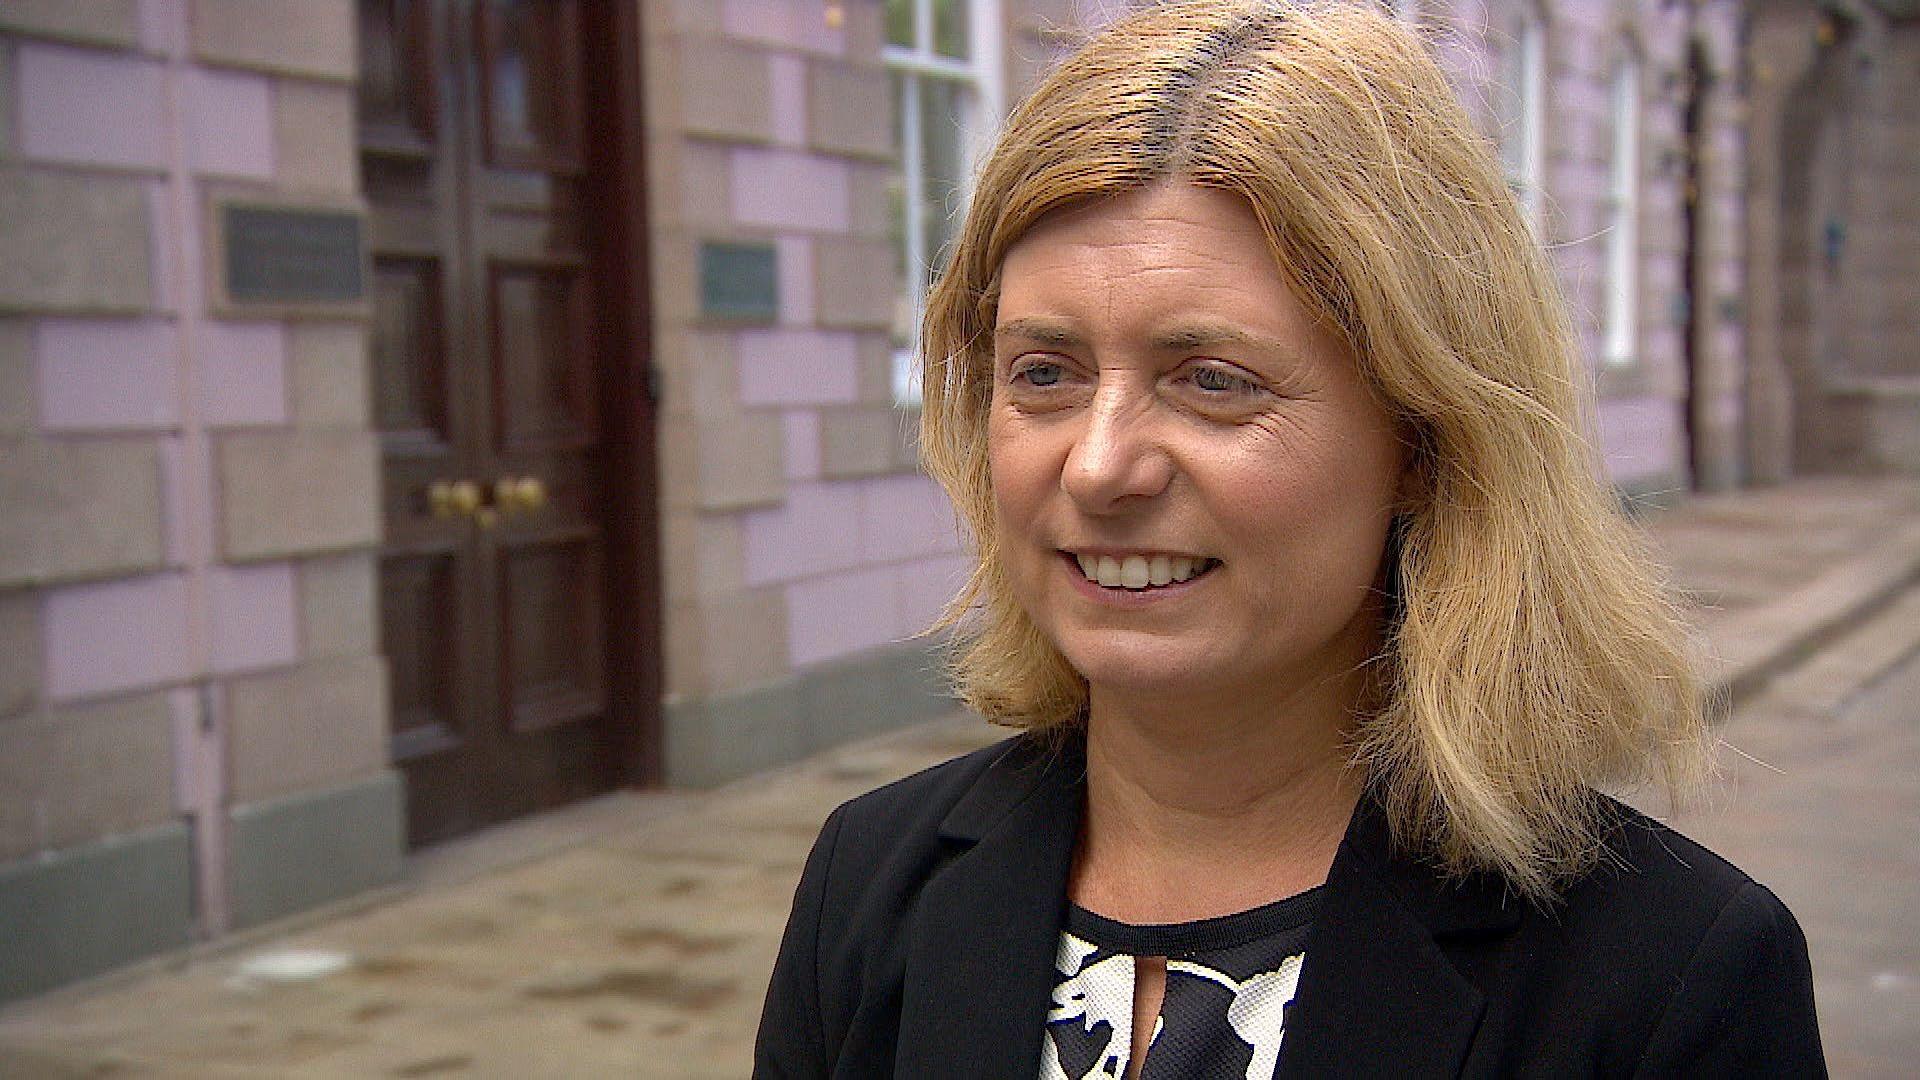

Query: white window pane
<box><xmin>919</xmin><ymin>77</ymin><xmax>970</xmax><ymax>277</ymax></box>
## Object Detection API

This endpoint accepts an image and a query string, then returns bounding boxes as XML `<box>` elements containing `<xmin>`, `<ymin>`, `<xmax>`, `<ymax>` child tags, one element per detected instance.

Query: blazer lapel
<box><xmin>896</xmin><ymin>735</ymin><xmax>1084</xmax><ymax>1078</ymax></box>
<box><xmin>1274</xmin><ymin>799</ymin><xmax>1519</xmax><ymax>1078</ymax></box>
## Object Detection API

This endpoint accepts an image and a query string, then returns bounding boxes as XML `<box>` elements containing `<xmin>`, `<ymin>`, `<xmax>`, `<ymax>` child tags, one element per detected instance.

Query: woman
<box><xmin>756</xmin><ymin>2</ymin><xmax>1823</xmax><ymax>1076</ymax></box>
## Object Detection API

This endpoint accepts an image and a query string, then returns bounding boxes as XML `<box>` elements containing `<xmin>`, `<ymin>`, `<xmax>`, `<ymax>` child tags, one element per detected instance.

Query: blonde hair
<box><xmin>919</xmin><ymin>0</ymin><xmax>1708</xmax><ymax>898</ymax></box>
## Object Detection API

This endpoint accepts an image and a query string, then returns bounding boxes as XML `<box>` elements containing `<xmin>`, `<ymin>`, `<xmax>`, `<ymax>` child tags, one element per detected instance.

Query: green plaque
<box><xmin>224</xmin><ymin>204</ymin><xmax>365</xmax><ymax>305</ymax></box>
<box><xmin>699</xmin><ymin>240</ymin><xmax>778</xmax><ymax>322</ymax></box>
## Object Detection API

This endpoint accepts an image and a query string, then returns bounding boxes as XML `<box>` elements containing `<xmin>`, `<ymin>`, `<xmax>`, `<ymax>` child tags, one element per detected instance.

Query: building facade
<box><xmin>1</xmin><ymin>0</ymin><xmax>1913</xmax><ymax>1002</ymax></box>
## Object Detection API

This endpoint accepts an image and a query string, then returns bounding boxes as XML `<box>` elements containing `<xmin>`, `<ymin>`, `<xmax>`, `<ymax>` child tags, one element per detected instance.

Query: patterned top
<box><xmin>1040</xmin><ymin>887</ymin><xmax>1321</xmax><ymax>1080</ymax></box>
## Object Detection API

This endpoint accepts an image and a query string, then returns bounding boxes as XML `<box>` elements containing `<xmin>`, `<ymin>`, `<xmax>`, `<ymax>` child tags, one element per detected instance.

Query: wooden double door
<box><xmin>358</xmin><ymin>0</ymin><xmax>659</xmax><ymax>847</ymax></box>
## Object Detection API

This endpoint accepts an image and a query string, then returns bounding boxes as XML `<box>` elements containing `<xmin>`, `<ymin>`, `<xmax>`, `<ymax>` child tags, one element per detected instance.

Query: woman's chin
<box><xmin>1061</xmin><ymin>645</ymin><xmax>1235</xmax><ymax>705</ymax></box>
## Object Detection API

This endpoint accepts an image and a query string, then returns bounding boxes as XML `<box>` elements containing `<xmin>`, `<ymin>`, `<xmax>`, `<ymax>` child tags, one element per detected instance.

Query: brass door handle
<box><xmin>495</xmin><ymin>476</ymin><xmax>547</xmax><ymax>513</ymax></box>
<box><xmin>429</xmin><ymin>479</ymin><xmax>482</xmax><ymax>518</ymax></box>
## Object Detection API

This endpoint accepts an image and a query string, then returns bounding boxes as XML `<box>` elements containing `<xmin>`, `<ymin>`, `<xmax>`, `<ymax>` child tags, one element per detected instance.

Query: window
<box><xmin>884</xmin><ymin>0</ymin><xmax>1003</xmax><ymax>406</ymax></box>
<box><xmin>1604</xmin><ymin>53</ymin><xmax>1640</xmax><ymax>366</ymax></box>
<box><xmin>1498</xmin><ymin>5</ymin><xmax>1546</xmax><ymax>227</ymax></box>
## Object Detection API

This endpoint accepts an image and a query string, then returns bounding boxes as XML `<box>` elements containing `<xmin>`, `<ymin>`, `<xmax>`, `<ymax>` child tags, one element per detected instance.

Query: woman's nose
<box><xmin>1060</xmin><ymin>388</ymin><xmax>1173</xmax><ymax>512</ymax></box>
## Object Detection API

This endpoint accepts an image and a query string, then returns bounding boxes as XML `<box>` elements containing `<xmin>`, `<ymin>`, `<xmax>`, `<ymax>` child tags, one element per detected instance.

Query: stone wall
<box><xmin>1747</xmin><ymin>0</ymin><xmax>1920</xmax><ymax>477</ymax></box>
<box><xmin>0</xmin><ymin>0</ymin><xmax>397</xmax><ymax>1002</ymax></box>
<box><xmin>644</xmin><ymin>0</ymin><xmax>972</xmax><ymax>785</ymax></box>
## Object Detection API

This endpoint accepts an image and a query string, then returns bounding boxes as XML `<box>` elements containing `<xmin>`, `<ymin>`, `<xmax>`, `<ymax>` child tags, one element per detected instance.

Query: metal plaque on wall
<box><xmin>222</xmin><ymin>203</ymin><xmax>366</xmax><ymax>306</ymax></box>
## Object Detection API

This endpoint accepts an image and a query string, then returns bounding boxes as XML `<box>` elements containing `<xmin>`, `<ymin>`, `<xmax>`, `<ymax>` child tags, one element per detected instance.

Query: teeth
<box><xmin>1073</xmin><ymin>554</ymin><xmax>1212</xmax><ymax>590</ymax></box>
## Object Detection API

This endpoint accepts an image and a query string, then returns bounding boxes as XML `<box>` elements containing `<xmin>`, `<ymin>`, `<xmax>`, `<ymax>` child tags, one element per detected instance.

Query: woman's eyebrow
<box><xmin>994</xmin><ymin>318</ymin><xmax>1082</xmax><ymax>348</ymax></box>
<box><xmin>1152</xmin><ymin>324</ymin><xmax>1278</xmax><ymax>353</ymax></box>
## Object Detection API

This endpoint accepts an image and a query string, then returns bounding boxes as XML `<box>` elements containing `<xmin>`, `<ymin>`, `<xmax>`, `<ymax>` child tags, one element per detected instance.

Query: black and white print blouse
<box><xmin>1040</xmin><ymin>887</ymin><xmax>1320</xmax><ymax>1080</ymax></box>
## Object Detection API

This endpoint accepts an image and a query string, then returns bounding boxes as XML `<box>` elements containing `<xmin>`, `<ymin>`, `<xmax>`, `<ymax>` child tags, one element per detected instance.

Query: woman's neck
<box><xmin>1070</xmin><ymin>679</ymin><xmax>1366</xmax><ymax>925</ymax></box>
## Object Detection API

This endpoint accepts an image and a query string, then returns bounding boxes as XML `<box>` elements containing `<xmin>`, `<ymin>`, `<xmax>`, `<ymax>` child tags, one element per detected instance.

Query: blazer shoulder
<box><xmin>829</xmin><ymin>730</ymin><xmax>1070</xmax><ymax>842</ymax></box>
<box><xmin>1589</xmin><ymin>796</ymin><xmax>1757</xmax><ymax>912</ymax></box>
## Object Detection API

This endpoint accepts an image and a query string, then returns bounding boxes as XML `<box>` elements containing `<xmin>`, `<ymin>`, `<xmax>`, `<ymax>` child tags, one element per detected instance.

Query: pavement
<box><xmin>1</xmin><ymin>475</ymin><xmax>1917</xmax><ymax>1078</ymax></box>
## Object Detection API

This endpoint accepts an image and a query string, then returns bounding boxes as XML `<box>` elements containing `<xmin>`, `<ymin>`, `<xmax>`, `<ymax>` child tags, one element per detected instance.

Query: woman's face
<box><xmin>987</xmin><ymin>183</ymin><xmax>1406</xmax><ymax>711</ymax></box>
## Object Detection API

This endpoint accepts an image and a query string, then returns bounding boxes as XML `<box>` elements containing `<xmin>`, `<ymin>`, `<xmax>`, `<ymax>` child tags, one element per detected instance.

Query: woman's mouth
<box><xmin>1069</xmin><ymin>553</ymin><xmax>1220</xmax><ymax>591</ymax></box>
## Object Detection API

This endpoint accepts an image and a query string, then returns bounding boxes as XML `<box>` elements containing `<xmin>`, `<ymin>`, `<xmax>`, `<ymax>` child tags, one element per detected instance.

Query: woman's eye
<box><xmin>1015</xmin><ymin>361</ymin><xmax>1065</xmax><ymax>387</ymax></box>
<box><xmin>1188</xmin><ymin>365</ymin><xmax>1256</xmax><ymax>394</ymax></box>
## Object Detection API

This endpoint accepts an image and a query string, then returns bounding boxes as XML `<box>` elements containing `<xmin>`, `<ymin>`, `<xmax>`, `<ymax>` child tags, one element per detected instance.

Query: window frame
<box><xmin>1603</xmin><ymin>50</ymin><xmax>1641</xmax><ymax>368</ymax></box>
<box><xmin>883</xmin><ymin>0</ymin><xmax>1005</xmax><ymax>406</ymax></box>
<box><xmin>1499</xmin><ymin>5</ymin><xmax>1547</xmax><ymax>228</ymax></box>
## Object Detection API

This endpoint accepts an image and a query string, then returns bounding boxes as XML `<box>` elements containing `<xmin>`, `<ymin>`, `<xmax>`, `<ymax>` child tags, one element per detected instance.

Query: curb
<box><xmin>1708</xmin><ymin>520</ymin><xmax>1920</xmax><ymax>707</ymax></box>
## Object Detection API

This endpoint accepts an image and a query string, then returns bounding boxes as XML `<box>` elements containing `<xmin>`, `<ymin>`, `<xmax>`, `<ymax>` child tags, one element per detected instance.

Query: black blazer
<box><xmin>754</xmin><ymin>734</ymin><xmax>1824</xmax><ymax>1077</ymax></box>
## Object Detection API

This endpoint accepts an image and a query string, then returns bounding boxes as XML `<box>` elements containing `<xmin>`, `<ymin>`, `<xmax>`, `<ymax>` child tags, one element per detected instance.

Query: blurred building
<box><xmin>0</xmin><ymin>0</ymin><xmax>1914</xmax><ymax>1001</ymax></box>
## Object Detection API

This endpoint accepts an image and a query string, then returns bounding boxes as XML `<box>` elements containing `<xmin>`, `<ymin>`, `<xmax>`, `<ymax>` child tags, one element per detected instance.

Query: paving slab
<box><xmin>0</xmin><ymin>476</ymin><xmax>1916</xmax><ymax>1077</ymax></box>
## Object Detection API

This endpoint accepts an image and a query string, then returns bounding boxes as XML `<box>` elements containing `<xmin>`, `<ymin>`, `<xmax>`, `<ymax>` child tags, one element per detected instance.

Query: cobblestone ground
<box><xmin>0</xmin><ymin>477</ymin><xmax>1915</xmax><ymax>1078</ymax></box>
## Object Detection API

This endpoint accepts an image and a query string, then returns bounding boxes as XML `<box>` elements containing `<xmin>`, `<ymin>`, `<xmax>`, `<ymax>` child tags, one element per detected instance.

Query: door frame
<box><xmin>578</xmin><ymin>0</ymin><xmax>662</xmax><ymax>787</ymax></box>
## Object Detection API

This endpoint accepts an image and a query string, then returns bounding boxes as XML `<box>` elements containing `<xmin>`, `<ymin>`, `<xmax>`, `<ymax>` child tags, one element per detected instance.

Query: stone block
<box><xmin>857</xmin><ymin>331</ymin><xmax>898</xmax><ymax>404</ymax></box>
<box><xmin>667</xmin><ymin>585</ymin><xmax>792</xmax><ymax>697</ymax></box>
<box><xmin>0</xmin><ymin>166</ymin><xmax>152</xmax><ymax>313</ymax></box>
<box><xmin>664</xmin><ymin>0</ymin><xmax>724</xmax><ymax>36</ymax></box>
<box><xmin>847</xmin><ymin>161</ymin><xmax>895</xmax><ymax>240</ymax></box>
<box><xmin>37</xmin><ymin>316</ymin><xmax>180</xmax><ymax>432</ymax></box>
<box><xmin>740</xmin><ymin>479</ymin><xmax>863</xmax><ymax>586</ymax></box>
<box><xmin>43</xmin><ymin>572</ymin><xmax>192</xmax><ymax>699</ymax></box>
<box><xmin>190</xmin><ymin>0</ymin><xmax>354</xmax><ymax>80</ymax></box>
<box><xmin>299</xmin><ymin>550</ymin><xmax>375</xmax><ymax>659</ymax></box>
<box><xmin>0</xmin><ymin>822</ymin><xmax>192</xmax><ymax>1003</ymax></box>
<box><xmin>662</xmin><ymin>681</ymin><xmax>805</xmax><ymax>788</ymax></box>
<box><xmin>730</xmin><ymin>146</ymin><xmax>849</xmax><ymax>231</ymax></box>
<box><xmin>185</xmin><ymin>65</ymin><xmax>274</xmax><ymax>179</ymax></box>
<box><xmin>659</xmin><ymin>507</ymin><xmax>746</xmax><ymax>604</ymax></box>
<box><xmin>662</xmin><ymin>600</ymin><xmax>704</xmax><ymax>697</ymax></box>
<box><xmin>0</xmin><ymin>436</ymin><xmax>165</xmax><ymax>587</ymax></box>
<box><xmin>721</xmin><ymin>0</ymin><xmax>850</xmax><ymax>57</ymax></box>
<box><xmin>769</xmin><ymin>52</ymin><xmax>806</xmax><ymax>146</ymax></box>
<box><xmin>0</xmin><ymin>319</ymin><xmax>33</xmax><ymax>431</ymax></box>
<box><xmin>288</xmin><ymin>321</ymin><xmax>369</xmax><ymax>427</ymax></box>
<box><xmin>0</xmin><ymin>39</ymin><xmax>14</xmax><ymax>156</ymax></box>
<box><xmin>784</xmin><ymin>563</ymin><xmax>898</xmax><ymax>665</ymax></box>
<box><xmin>226</xmin><ymin>653</ymin><xmax>388</xmax><ymax>803</ymax></box>
<box><xmin>656</xmin><ymin>328</ymin><xmax>740</xmax><ymax>421</ymax></box>
<box><xmin>702</xmin><ymin>586</ymin><xmax>792</xmax><ymax>692</ymax></box>
<box><xmin>18</xmin><ymin>42</ymin><xmax>168</xmax><ymax>170</ymax></box>
<box><xmin>819</xmin><ymin>404</ymin><xmax>912</xmax><ymax>479</ymax></box>
<box><xmin>676</xmin><ymin>139</ymin><xmax>733</xmax><ymax>230</ymax></box>
<box><xmin>207</xmin><ymin>561</ymin><xmax>297</xmax><ymax>675</ymax></box>
<box><xmin>649</xmin><ymin>228</ymin><xmax>701</xmax><ymax>326</ymax></box>
<box><xmin>660</xmin><ymin>412</ymin><xmax>787</xmax><ymax>512</ymax></box>
<box><xmin>814</xmin><ymin>235</ymin><xmax>894</xmax><ymax>329</ymax></box>
<box><xmin>0</xmin><ymin>0</ymin><xmax>140</xmax><ymax>48</ymax></box>
<box><xmin>737</xmin><ymin>327</ymin><xmax>861</xmax><ymax>406</ymax></box>
<box><xmin>681</xmin><ymin>37</ymin><xmax>772</xmax><ymax>142</ymax></box>
<box><xmin>662</xmin><ymin>635</ymin><xmax>953</xmax><ymax>787</ymax></box>
<box><xmin>807</xmin><ymin>59</ymin><xmax>892</xmax><ymax>160</ymax></box>
<box><xmin>273</xmin><ymin>77</ymin><xmax>357</xmax><ymax>193</ymax></box>
<box><xmin>783</xmin><ymin>407</ymin><xmax>821</xmax><ymax>479</ymax></box>
<box><xmin>215</xmin><ymin>429</ymin><xmax>379</xmax><ymax>560</ymax></box>
<box><xmin>0</xmin><ymin>589</ymin><xmax>39</xmax><ymax>717</ymax></box>
<box><xmin>0</xmin><ymin>691</ymin><xmax>175</xmax><ymax>862</ymax></box>
<box><xmin>798</xmin><ymin>637</ymin><xmax>953</xmax><ymax>748</ymax></box>
<box><xmin>228</xmin><ymin>770</ymin><xmax>402</xmax><ymax>930</ymax></box>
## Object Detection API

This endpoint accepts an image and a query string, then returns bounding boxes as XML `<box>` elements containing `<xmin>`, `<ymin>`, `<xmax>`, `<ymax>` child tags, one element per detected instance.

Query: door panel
<box><xmin>360</xmin><ymin>0</ymin><xmax>648</xmax><ymax>848</ymax></box>
<box><xmin>489</xmin><ymin>259</ymin><xmax>593</xmax><ymax>452</ymax></box>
